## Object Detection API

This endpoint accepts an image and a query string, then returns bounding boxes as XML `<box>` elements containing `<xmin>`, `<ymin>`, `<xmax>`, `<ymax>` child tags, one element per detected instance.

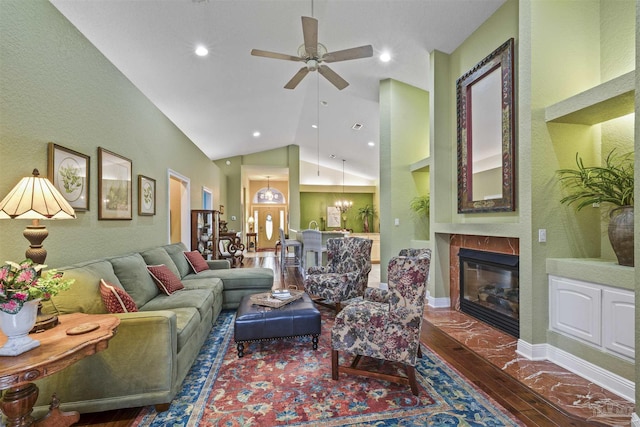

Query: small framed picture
<box><xmin>138</xmin><ymin>175</ymin><xmax>156</xmax><ymax>216</ymax></box>
<box><xmin>47</xmin><ymin>143</ymin><xmax>90</xmax><ymax>211</ymax></box>
<box><xmin>98</xmin><ymin>147</ymin><xmax>132</xmax><ymax>220</ymax></box>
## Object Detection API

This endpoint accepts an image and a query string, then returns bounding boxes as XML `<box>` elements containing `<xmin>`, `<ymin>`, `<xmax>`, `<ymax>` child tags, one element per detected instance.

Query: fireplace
<box><xmin>458</xmin><ymin>248</ymin><xmax>519</xmax><ymax>337</ymax></box>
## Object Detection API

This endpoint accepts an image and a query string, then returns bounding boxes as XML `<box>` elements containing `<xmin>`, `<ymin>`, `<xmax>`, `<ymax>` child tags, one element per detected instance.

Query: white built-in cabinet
<box><xmin>549</xmin><ymin>275</ymin><xmax>635</xmax><ymax>361</ymax></box>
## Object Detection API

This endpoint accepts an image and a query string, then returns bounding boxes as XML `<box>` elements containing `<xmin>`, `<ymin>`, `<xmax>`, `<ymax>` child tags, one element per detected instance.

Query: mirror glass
<box><xmin>457</xmin><ymin>38</ymin><xmax>515</xmax><ymax>213</ymax></box>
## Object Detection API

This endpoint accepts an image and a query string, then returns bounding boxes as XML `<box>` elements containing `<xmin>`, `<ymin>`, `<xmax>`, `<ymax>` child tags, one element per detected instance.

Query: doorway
<box><xmin>168</xmin><ymin>170</ymin><xmax>190</xmax><ymax>246</ymax></box>
<box><xmin>255</xmin><ymin>205</ymin><xmax>285</xmax><ymax>250</ymax></box>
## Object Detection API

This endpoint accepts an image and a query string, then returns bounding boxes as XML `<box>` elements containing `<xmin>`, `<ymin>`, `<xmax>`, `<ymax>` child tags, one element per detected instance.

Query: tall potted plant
<box><xmin>557</xmin><ymin>150</ymin><xmax>634</xmax><ymax>266</ymax></box>
<box><xmin>357</xmin><ymin>205</ymin><xmax>376</xmax><ymax>233</ymax></box>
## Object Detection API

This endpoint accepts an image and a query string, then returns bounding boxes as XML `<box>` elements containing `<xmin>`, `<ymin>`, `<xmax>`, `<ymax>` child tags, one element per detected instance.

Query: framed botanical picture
<box><xmin>47</xmin><ymin>143</ymin><xmax>90</xmax><ymax>211</ymax></box>
<box><xmin>98</xmin><ymin>147</ymin><xmax>132</xmax><ymax>220</ymax></box>
<box><xmin>327</xmin><ymin>206</ymin><xmax>341</xmax><ymax>228</ymax></box>
<box><xmin>138</xmin><ymin>175</ymin><xmax>156</xmax><ymax>216</ymax></box>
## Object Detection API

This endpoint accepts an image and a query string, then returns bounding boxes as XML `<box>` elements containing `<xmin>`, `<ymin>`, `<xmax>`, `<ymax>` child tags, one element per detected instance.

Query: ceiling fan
<box><xmin>251</xmin><ymin>16</ymin><xmax>373</xmax><ymax>90</ymax></box>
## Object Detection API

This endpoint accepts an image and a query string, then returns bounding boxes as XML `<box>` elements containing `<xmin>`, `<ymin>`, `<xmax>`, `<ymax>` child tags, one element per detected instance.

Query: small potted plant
<box><xmin>409</xmin><ymin>195</ymin><xmax>430</xmax><ymax>240</ymax></box>
<box><xmin>409</xmin><ymin>195</ymin><xmax>430</xmax><ymax>219</ymax></box>
<box><xmin>557</xmin><ymin>149</ymin><xmax>634</xmax><ymax>266</ymax></box>
<box><xmin>0</xmin><ymin>260</ymin><xmax>74</xmax><ymax>355</ymax></box>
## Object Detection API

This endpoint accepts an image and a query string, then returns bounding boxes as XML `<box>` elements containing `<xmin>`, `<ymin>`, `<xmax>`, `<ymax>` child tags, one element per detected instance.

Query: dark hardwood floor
<box><xmin>73</xmin><ymin>251</ymin><xmax>593</xmax><ymax>427</ymax></box>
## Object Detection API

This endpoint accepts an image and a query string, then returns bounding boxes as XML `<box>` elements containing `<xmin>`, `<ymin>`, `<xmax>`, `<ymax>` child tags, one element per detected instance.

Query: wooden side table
<box><xmin>246</xmin><ymin>233</ymin><xmax>257</xmax><ymax>252</ymax></box>
<box><xmin>0</xmin><ymin>313</ymin><xmax>120</xmax><ymax>427</ymax></box>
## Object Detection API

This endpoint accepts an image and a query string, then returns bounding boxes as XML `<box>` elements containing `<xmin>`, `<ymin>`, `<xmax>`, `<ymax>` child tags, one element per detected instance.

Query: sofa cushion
<box><xmin>181</xmin><ymin>276</ymin><xmax>224</xmax><ymax>294</ymax></box>
<box><xmin>140</xmin><ymin>289</ymin><xmax>213</xmax><ymax>322</ymax></box>
<box><xmin>99</xmin><ymin>279</ymin><xmax>138</xmax><ymax>313</ymax></box>
<box><xmin>140</xmin><ymin>247</ymin><xmax>181</xmax><ymax>279</ymax></box>
<box><xmin>183</xmin><ymin>251</ymin><xmax>209</xmax><ymax>273</ymax></box>
<box><xmin>42</xmin><ymin>259</ymin><xmax>120</xmax><ymax>315</ymax></box>
<box><xmin>162</xmin><ymin>243</ymin><xmax>192</xmax><ymax>279</ymax></box>
<box><xmin>196</xmin><ymin>267</ymin><xmax>274</xmax><ymax>291</ymax></box>
<box><xmin>147</xmin><ymin>265</ymin><xmax>185</xmax><ymax>295</ymax></box>
<box><xmin>109</xmin><ymin>253</ymin><xmax>159</xmax><ymax>308</ymax></box>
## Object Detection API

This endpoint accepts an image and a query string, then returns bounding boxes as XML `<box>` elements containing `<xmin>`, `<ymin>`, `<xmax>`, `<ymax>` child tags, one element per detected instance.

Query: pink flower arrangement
<box><xmin>0</xmin><ymin>259</ymin><xmax>73</xmax><ymax>315</ymax></box>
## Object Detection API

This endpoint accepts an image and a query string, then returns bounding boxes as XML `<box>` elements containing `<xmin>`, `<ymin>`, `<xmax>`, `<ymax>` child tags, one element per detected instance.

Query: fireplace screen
<box><xmin>458</xmin><ymin>248</ymin><xmax>519</xmax><ymax>337</ymax></box>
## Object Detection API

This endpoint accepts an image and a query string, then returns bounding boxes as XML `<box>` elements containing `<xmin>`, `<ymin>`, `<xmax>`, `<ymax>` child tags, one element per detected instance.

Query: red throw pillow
<box><xmin>147</xmin><ymin>264</ymin><xmax>184</xmax><ymax>295</ymax></box>
<box><xmin>99</xmin><ymin>279</ymin><xmax>138</xmax><ymax>313</ymax></box>
<box><xmin>184</xmin><ymin>250</ymin><xmax>209</xmax><ymax>273</ymax></box>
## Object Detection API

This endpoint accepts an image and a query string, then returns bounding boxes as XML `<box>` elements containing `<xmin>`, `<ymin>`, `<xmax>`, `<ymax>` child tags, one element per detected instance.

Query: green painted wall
<box><xmin>525</xmin><ymin>0</ymin><xmax>635</xmax><ymax>380</ymax></box>
<box><xmin>0</xmin><ymin>1</ymin><xmax>221</xmax><ymax>267</ymax></box>
<box><xmin>379</xmin><ymin>79</ymin><xmax>429</xmax><ymax>281</ymax></box>
<box><xmin>300</xmin><ymin>193</ymin><xmax>374</xmax><ymax>232</ymax></box>
<box><xmin>430</xmin><ymin>0</ymin><xmax>519</xmax><ymax>304</ymax></box>
<box><xmin>635</xmin><ymin>0</ymin><xmax>639</xmax><ymax>408</ymax></box>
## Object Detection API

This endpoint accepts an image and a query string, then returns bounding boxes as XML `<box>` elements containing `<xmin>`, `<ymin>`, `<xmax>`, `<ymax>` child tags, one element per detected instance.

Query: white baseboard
<box><xmin>426</xmin><ymin>290</ymin><xmax>450</xmax><ymax>308</ymax></box>
<box><xmin>516</xmin><ymin>340</ymin><xmax>635</xmax><ymax>402</ymax></box>
<box><xmin>516</xmin><ymin>339</ymin><xmax>548</xmax><ymax>360</ymax></box>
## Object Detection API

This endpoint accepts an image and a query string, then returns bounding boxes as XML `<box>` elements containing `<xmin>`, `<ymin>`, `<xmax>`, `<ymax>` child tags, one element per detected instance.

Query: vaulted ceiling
<box><xmin>50</xmin><ymin>0</ymin><xmax>505</xmax><ymax>183</ymax></box>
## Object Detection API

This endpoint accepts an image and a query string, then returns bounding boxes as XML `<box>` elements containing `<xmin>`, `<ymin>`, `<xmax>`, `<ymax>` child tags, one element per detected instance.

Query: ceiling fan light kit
<box><xmin>251</xmin><ymin>16</ymin><xmax>373</xmax><ymax>90</ymax></box>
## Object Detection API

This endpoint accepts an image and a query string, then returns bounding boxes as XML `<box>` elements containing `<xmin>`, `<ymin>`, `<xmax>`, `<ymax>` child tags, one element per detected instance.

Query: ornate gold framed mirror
<box><xmin>457</xmin><ymin>38</ymin><xmax>515</xmax><ymax>213</ymax></box>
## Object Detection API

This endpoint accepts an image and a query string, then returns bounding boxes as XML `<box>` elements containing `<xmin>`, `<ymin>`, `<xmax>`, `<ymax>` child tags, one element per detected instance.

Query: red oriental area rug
<box><xmin>133</xmin><ymin>307</ymin><xmax>523</xmax><ymax>426</ymax></box>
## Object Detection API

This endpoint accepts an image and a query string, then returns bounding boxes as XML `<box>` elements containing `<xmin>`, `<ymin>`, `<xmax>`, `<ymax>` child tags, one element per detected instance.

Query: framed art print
<box><xmin>138</xmin><ymin>175</ymin><xmax>156</xmax><ymax>216</ymax></box>
<box><xmin>327</xmin><ymin>206</ymin><xmax>341</xmax><ymax>228</ymax></box>
<box><xmin>47</xmin><ymin>143</ymin><xmax>90</xmax><ymax>211</ymax></box>
<box><xmin>98</xmin><ymin>147</ymin><xmax>132</xmax><ymax>220</ymax></box>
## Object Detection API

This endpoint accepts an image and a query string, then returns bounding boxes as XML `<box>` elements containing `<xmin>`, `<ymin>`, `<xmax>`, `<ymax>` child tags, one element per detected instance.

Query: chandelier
<box><xmin>335</xmin><ymin>160</ymin><xmax>352</xmax><ymax>213</ymax></box>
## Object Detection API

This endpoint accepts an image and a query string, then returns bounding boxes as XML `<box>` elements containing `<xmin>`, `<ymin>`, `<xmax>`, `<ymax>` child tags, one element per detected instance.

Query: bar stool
<box><xmin>301</xmin><ymin>229</ymin><xmax>326</xmax><ymax>270</ymax></box>
<box><xmin>279</xmin><ymin>228</ymin><xmax>301</xmax><ymax>270</ymax></box>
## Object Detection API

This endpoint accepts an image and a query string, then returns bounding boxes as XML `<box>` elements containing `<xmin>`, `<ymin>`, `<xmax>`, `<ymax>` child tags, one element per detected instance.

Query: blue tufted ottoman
<box><xmin>234</xmin><ymin>292</ymin><xmax>321</xmax><ymax>357</ymax></box>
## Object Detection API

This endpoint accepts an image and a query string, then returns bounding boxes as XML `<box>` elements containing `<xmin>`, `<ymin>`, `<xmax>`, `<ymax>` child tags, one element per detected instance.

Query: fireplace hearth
<box><xmin>458</xmin><ymin>248</ymin><xmax>519</xmax><ymax>337</ymax></box>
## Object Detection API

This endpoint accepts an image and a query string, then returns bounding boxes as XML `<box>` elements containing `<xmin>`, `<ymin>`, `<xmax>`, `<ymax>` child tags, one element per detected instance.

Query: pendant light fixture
<box><xmin>335</xmin><ymin>160</ymin><xmax>352</xmax><ymax>213</ymax></box>
<box><xmin>264</xmin><ymin>176</ymin><xmax>274</xmax><ymax>201</ymax></box>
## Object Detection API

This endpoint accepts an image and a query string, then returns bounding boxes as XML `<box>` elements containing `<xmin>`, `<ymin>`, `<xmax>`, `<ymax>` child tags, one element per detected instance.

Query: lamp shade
<box><xmin>0</xmin><ymin>169</ymin><xmax>76</xmax><ymax>220</ymax></box>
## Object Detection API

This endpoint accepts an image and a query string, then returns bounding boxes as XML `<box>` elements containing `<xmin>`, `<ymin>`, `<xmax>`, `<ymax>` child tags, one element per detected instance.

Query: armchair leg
<box><xmin>417</xmin><ymin>346</ymin><xmax>422</xmax><ymax>359</ymax></box>
<box><xmin>407</xmin><ymin>366</ymin><xmax>419</xmax><ymax>396</ymax></box>
<box><xmin>333</xmin><ymin>354</ymin><xmax>420</xmax><ymax>396</ymax></box>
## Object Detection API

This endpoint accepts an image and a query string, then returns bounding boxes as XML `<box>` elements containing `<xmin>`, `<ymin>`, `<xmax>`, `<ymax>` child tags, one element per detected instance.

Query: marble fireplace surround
<box><xmin>449</xmin><ymin>234</ymin><xmax>520</xmax><ymax>311</ymax></box>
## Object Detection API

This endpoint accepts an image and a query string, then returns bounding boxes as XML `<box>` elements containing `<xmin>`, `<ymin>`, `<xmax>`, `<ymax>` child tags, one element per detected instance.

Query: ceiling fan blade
<box><xmin>302</xmin><ymin>16</ymin><xmax>318</xmax><ymax>57</ymax></box>
<box><xmin>251</xmin><ymin>49</ymin><xmax>303</xmax><ymax>62</ymax></box>
<box><xmin>318</xmin><ymin>65</ymin><xmax>349</xmax><ymax>90</ymax></box>
<box><xmin>323</xmin><ymin>45</ymin><xmax>374</xmax><ymax>63</ymax></box>
<box><xmin>284</xmin><ymin>67</ymin><xmax>310</xmax><ymax>89</ymax></box>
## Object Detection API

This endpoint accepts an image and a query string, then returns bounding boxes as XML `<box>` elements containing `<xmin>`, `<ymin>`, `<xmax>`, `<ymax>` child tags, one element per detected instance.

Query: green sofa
<box><xmin>32</xmin><ymin>242</ymin><xmax>273</xmax><ymax>416</ymax></box>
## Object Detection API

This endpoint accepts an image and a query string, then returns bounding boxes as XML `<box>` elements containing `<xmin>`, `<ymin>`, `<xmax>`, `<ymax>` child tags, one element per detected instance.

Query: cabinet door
<box><xmin>549</xmin><ymin>275</ymin><xmax>601</xmax><ymax>346</ymax></box>
<box><xmin>602</xmin><ymin>288</ymin><xmax>635</xmax><ymax>359</ymax></box>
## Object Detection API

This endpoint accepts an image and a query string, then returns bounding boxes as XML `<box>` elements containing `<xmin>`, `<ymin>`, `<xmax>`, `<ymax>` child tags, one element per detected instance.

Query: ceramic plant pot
<box><xmin>0</xmin><ymin>299</ymin><xmax>41</xmax><ymax>356</ymax></box>
<box><xmin>608</xmin><ymin>206</ymin><xmax>634</xmax><ymax>267</ymax></box>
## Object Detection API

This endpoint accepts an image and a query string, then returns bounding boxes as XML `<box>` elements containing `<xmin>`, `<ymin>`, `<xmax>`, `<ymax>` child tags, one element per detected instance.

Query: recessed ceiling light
<box><xmin>253</xmin><ymin>131</ymin><xmax>261</xmax><ymax>137</ymax></box>
<box><xmin>311</xmin><ymin>124</ymin><xmax>318</xmax><ymax>129</ymax></box>
<box><xmin>195</xmin><ymin>45</ymin><xmax>209</xmax><ymax>57</ymax></box>
<box><xmin>368</xmin><ymin>141</ymin><xmax>375</xmax><ymax>147</ymax></box>
<box><xmin>329</xmin><ymin>154</ymin><xmax>336</xmax><ymax>159</ymax></box>
<box><xmin>380</xmin><ymin>52</ymin><xmax>391</xmax><ymax>63</ymax></box>
<box><xmin>352</xmin><ymin>123</ymin><xmax>363</xmax><ymax>130</ymax></box>
<box><xmin>320</xmin><ymin>100</ymin><xmax>328</xmax><ymax>106</ymax></box>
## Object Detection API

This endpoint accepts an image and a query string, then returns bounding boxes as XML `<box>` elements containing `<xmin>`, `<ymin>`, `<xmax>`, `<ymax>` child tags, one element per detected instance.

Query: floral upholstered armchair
<box><xmin>303</xmin><ymin>237</ymin><xmax>372</xmax><ymax>312</ymax></box>
<box><xmin>331</xmin><ymin>251</ymin><xmax>431</xmax><ymax>395</ymax></box>
<box><xmin>363</xmin><ymin>248</ymin><xmax>431</xmax><ymax>304</ymax></box>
